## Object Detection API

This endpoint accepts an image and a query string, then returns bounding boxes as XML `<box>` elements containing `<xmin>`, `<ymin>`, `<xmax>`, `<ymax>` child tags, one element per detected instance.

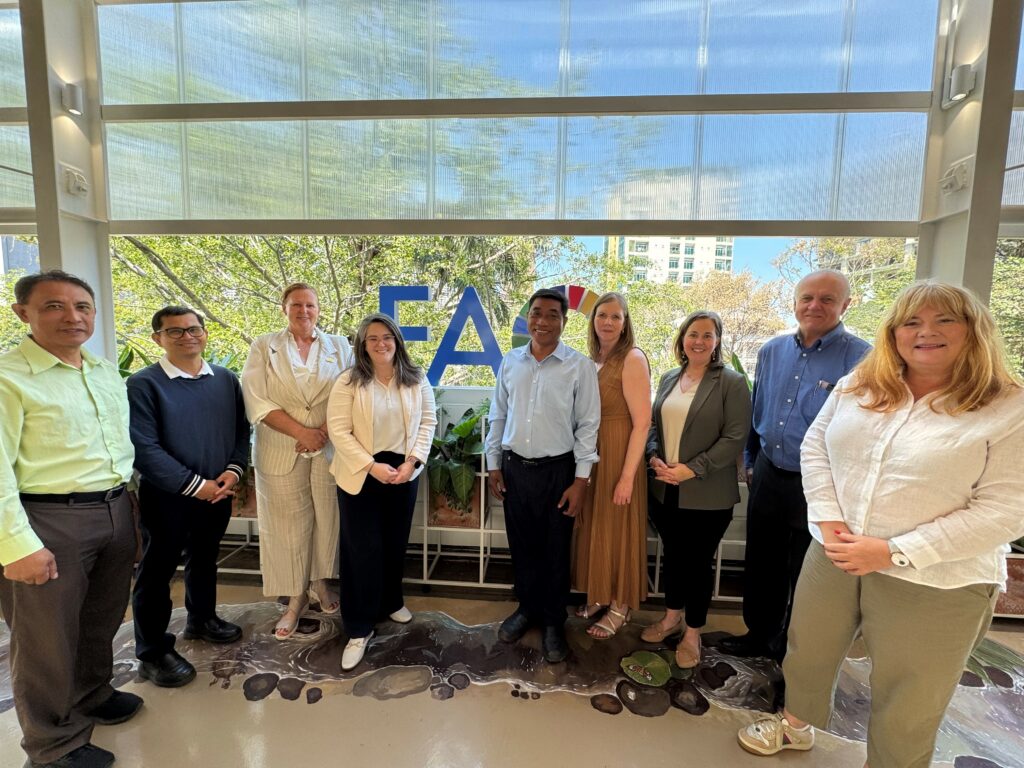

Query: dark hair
<box><xmin>151</xmin><ymin>305</ymin><xmax>205</xmax><ymax>332</ymax></box>
<box><xmin>348</xmin><ymin>313</ymin><xmax>423</xmax><ymax>388</ymax></box>
<box><xmin>281</xmin><ymin>282</ymin><xmax>317</xmax><ymax>305</ymax></box>
<box><xmin>587</xmin><ymin>291</ymin><xmax>636</xmax><ymax>363</ymax></box>
<box><xmin>673</xmin><ymin>310</ymin><xmax>724</xmax><ymax>368</ymax></box>
<box><xmin>528</xmin><ymin>288</ymin><xmax>568</xmax><ymax>317</ymax></box>
<box><xmin>14</xmin><ymin>269</ymin><xmax>95</xmax><ymax>305</ymax></box>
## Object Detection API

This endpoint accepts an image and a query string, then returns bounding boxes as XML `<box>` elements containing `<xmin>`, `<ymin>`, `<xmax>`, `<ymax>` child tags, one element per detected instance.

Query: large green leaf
<box><xmin>451</xmin><ymin>412</ymin><xmax>481</xmax><ymax>438</ymax></box>
<box><xmin>428</xmin><ymin>462</ymin><xmax>450</xmax><ymax>496</ymax></box>
<box><xmin>449</xmin><ymin>461</ymin><xmax>477</xmax><ymax>505</ymax></box>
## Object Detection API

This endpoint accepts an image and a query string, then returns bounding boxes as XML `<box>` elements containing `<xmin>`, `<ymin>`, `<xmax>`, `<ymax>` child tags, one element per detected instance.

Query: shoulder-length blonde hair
<box><xmin>348</xmin><ymin>313</ymin><xmax>423</xmax><ymax>388</ymax></box>
<box><xmin>587</xmin><ymin>292</ymin><xmax>636</xmax><ymax>362</ymax></box>
<box><xmin>847</xmin><ymin>280</ymin><xmax>1021</xmax><ymax>414</ymax></box>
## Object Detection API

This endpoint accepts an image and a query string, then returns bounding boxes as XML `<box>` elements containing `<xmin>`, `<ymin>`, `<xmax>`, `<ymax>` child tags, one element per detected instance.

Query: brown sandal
<box><xmin>675</xmin><ymin>633</ymin><xmax>701</xmax><ymax>668</ymax></box>
<box><xmin>587</xmin><ymin>608</ymin><xmax>629</xmax><ymax>640</ymax></box>
<box><xmin>641</xmin><ymin>616</ymin><xmax>684</xmax><ymax>643</ymax></box>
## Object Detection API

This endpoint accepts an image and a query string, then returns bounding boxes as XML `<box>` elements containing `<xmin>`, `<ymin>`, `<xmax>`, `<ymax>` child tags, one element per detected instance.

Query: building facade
<box><xmin>607</xmin><ymin>235</ymin><xmax>734</xmax><ymax>284</ymax></box>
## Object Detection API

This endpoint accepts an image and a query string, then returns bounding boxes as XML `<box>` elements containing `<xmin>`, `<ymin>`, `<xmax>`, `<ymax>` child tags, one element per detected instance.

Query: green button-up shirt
<box><xmin>0</xmin><ymin>336</ymin><xmax>134</xmax><ymax>565</ymax></box>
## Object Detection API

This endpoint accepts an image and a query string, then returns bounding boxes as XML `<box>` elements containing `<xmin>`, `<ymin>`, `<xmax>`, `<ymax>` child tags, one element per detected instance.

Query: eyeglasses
<box><xmin>156</xmin><ymin>326</ymin><xmax>206</xmax><ymax>339</ymax></box>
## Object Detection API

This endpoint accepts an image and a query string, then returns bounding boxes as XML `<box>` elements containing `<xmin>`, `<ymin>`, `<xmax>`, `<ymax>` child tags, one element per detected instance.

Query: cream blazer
<box><xmin>241</xmin><ymin>330</ymin><xmax>354</xmax><ymax>476</ymax></box>
<box><xmin>327</xmin><ymin>370</ymin><xmax>437</xmax><ymax>495</ymax></box>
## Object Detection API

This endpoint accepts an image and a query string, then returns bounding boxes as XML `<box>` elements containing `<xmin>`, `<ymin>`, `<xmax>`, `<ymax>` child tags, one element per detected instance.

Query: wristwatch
<box><xmin>407</xmin><ymin>456</ymin><xmax>423</xmax><ymax>469</ymax></box>
<box><xmin>888</xmin><ymin>540</ymin><xmax>911</xmax><ymax>568</ymax></box>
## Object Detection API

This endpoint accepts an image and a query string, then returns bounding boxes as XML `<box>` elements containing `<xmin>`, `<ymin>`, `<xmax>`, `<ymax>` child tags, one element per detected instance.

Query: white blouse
<box><xmin>371</xmin><ymin>376</ymin><xmax>406</xmax><ymax>455</ymax></box>
<box><xmin>801</xmin><ymin>376</ymin><xmax>1024</xmax><ymax>590</ymax></box>
<box><xmin>285</xmin><ymin>333</ymin><xmax>321</xmax><ymax>400</ymax></box>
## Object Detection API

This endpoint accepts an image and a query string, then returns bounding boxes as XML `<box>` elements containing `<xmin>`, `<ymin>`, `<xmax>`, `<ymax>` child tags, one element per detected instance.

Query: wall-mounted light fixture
<box><xmin>61</xmin><ymin>82</ymin><xmax>84</xmax><ymax>116</ymax></box>
<box><xmin>941</xmin><ymin>2</ymin><xmax>977</xmax><ymax>110</ymax></box>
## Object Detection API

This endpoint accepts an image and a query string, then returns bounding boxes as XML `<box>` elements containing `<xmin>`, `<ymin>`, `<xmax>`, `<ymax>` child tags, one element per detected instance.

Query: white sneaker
<box><xmin>389</xmin><ymin>606</ymin><xmax>413</xmax><ymax>624</ymax></box>
<box><xmin>341</xmin><ymin>633</ymin><xmax>373</xmax><ymax>671</ymax></box>
<box><xmin>738</xmin><ymin>714</ymin><xmax>815</xmax><ymax>756</ymax></box>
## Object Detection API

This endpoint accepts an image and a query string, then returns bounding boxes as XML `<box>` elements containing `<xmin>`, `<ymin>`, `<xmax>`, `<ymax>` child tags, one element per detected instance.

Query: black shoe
<box><xmin>498</xmin><ymin>611</ymin><xmax>531</xmax><ymax>643</ymax></box>
<box><xmin>83</xmin><ymin>690</ymin><xmax>143</xmax><ymax>725</ymax></box>
<box><xmin>542</xmin><ymin>625</ymin><xmax>569</xmax><ymax>664</ymax></box>
<box><xmin>138</xmin><ymin>651</ymin><xmax>196</xmax><ymax>688</ymax></box>
<box><xmin>717</xmin><ymin>633</ymin><xmax>773</xmax><ymax>658</ymax></box>
<box><xmin>25</xmin><ymin>743</ymin><xmax>115</xmax><ymax>768</ymax></box>
<box><xmin>182</xmin><ymin>615</ymin><xmax>242</xmax><ymax>644</ymax></box>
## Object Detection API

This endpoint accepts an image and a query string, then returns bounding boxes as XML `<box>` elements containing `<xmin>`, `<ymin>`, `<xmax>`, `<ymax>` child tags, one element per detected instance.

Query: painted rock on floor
<box><xmin>590</xmin><ymin>693</ymin><xmax>623</xmax><ymax>715</ymax></box>
<box><xmin>352</xmin><ymin>666</ymin><xmax>433</xmax><ymax>700</ymax></box>
<box><xmin>666</xmin><ymin>678</ymin><xmax>710</xmax><ymax>716</ymax></box>
<box><xmin>616</xmin><ymin>679</ymin><xmax>671</xmax><ymax>717</ymax></box>
<box><xmin>277</xmin><ymin>677</ymin><xmax>305</xmax><ymax>700</ymax></box>
<box><xmin>305</xmin><ymin>687</ymin><xmax>322</xmax><ymax>704</ymax></box>
<box><xmin>242</xmin><ymin>673</ymin><xmax>279</xmax><ymax>701</ymax></box>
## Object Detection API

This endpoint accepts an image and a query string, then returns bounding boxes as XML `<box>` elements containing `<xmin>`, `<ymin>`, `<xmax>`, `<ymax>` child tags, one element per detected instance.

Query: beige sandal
<box><xmin>575</xmin><ymin>603</ymin><xmax>605</xmax><ymax>620</ymax></box>
<box><xmin>587</xmin><ymin>607</ymin><xmax>629</xmax><ymax>640</ymax></box>
<box><xmin>274</xmin><ymin>596</ymin><xmax>309</xmax><ymax>641</ymax></box>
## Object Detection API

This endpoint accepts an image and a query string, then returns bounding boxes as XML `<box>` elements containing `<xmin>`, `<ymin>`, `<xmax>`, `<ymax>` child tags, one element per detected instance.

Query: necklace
<box><xmin>678</xmin><ymin>368</ymin><xmax>706</xmax><ymax>394</ymax></box>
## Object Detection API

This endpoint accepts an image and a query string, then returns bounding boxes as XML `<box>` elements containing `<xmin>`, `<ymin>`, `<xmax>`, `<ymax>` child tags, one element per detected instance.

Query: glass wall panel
<box><xmin>0</xmin><ymin>126</ymin><xmax>33</xmax><ymax>207</ymax></box>
<box><xmin>837</xmin><ymin>113</ymin><xmax>926</xmax><ymax>220</ymax></box>
<box><xmin>106</xmin><ymin>113</ymin><xmax>925</xmax><ymax>221</ymax></box>
<box><xmin>566</xmin><ymin>115</ymin><xmax>697</xmax><ymax>219</ymax></box>
<box><xmin>1004</xmin><ymin>111</ymin><xmax>1024</xmax><ymax>206</ymax></box>
<box><xmin>308</xmin><ymin>120</ymin><xmax>429</xmax><ymax>218</ymax></box>
<box><xmin>98</xmin><ymin>0</ymin><xmax>939</xmax><ymax>103</ymax></box>
<box><xmin>98</xmin><ymin>5</ymin><xmax>178</xmax><ymax>104</ymax></box>
<box><xmin>705</xmin><ymin>0</ymin><xmax>847</xmax><ymax>94</ymax></box>
<box><xmin>105</xmin><ymin>123</ymin><xmax>184</xmax><ymax>218</ymax></box>
<box><xmin>565</xmin><ymin>0</ymin><xmax>702</xmax><ymax>97</ymax></box>
<box><xmin>0</xmin><ymin>9</ymin><xmax>26</xmax><ymax>107</ymax></box>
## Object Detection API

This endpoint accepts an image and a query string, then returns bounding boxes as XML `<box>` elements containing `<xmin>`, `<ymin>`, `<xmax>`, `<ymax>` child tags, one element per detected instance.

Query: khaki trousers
<box><xmin>784</xmin><ymin>542</ymin><xmax>997</xmax><ymax>768</ymax></box>
<box><xmin>255</xmin><ymin>453</ymin><xmax>339</xmax><ymax>597</ymax></box>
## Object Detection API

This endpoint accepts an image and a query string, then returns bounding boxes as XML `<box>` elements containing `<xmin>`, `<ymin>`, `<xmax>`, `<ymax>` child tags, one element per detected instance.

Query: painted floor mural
<box><xmin>1</xmin><ymin>602</ymin><xmax>1022</xmax><ymax>767</ymax></box>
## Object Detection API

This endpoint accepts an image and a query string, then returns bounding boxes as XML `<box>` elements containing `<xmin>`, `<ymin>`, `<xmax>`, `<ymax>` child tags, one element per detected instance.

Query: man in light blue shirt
<box><xmin>485</xmin><ymin>288</ymin><xmax>600</xmax><ymax>663</ymax></box>
<box><xmin>721</xmin><ymin>270</ymin><xmax>870</xmax><ymax>662</ymax></box>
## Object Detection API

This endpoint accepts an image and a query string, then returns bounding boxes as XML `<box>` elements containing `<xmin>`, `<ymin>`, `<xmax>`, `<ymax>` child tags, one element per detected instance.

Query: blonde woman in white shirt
<box><xmin>241</xmin><ymin>284</ymin><xmax>354</xmax><ymax>640</ymax></box>
<box><xmin>739</xmin><ymin>281</ymin><xmax>1024</xmax><ymax>768</ymax></box>
<box><xmin>327</xmin><ymin>313</ymin><xmax>436</xmax><ymax>671</ymax></box>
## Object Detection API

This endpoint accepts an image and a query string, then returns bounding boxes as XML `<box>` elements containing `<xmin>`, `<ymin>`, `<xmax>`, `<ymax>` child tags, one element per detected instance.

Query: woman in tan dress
<box><xmin>572</xmin><ymin>292</ymin><xmax>651</xmax><ymax>639</ymax></box>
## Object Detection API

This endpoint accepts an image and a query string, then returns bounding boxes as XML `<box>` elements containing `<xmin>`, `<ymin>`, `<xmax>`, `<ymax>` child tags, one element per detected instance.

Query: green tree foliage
<box><xmin>110</xmin><ymin>234</ymin><xmax>606</xmax><ymax>385</ymax></box>
<box><xmin>772</xmin><ymin>237</ymin><xmax>917</xmax><ymax>342</ymax></box>
<box><xmin>992</xmin><ymin>240</ymin><xmax>1024</xmax><ymax>377</ymax></box>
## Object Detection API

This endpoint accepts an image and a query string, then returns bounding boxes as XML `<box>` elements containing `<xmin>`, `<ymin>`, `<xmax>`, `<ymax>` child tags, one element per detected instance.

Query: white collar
<box><xmin>159</xmin><ymin>355</ymin><xmax>214</xmax><ymax>380</ymax></box>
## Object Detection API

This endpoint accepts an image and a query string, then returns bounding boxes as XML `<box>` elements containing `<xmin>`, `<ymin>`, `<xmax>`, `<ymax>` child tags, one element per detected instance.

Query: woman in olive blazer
<box><xmin>643</xmin><ymin>310</ymin><xmax>752</xmax><ymax>668</ymax></box>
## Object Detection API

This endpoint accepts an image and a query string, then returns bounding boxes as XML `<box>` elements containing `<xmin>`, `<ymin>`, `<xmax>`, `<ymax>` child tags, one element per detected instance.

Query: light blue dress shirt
<box><xmin>484</xmin><ymin>341</ymin><xmax>600</xmax><ymax>478</ymax></box>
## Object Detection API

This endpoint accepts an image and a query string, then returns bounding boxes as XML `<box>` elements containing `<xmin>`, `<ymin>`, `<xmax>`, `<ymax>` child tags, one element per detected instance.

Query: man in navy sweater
<box><xmin>127</xmin><ymin>306</ymin><xmax>250</xmax><ymax>687</ymax></box>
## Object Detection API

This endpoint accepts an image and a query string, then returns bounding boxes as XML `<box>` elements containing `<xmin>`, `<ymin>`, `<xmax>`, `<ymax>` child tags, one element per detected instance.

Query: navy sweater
<box><xmin>127</xmin><ymin>363</ymin><xmax>250</xmax><ymax>496</ymax></box>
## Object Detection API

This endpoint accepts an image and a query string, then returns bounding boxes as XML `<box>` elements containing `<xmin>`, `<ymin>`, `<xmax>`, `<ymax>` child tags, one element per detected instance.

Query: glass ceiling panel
<box><xmin>105</xmin><ymin>113</ymin><xmax>925</xmax><ymax>221</ymax></box>
<box><xmin>97</xmin><ymin>0</ymin><xmax>939</xmax><ymax>103</ymax></box>
<box><xmin>0</xmin><ymin>9</ymin><xmax>26</xmax><ymax>107</ymax></box>
<box><xmin>0</xmin><ymin>126</ymin><xmax>33</xmax><ymax>207</ymax></box>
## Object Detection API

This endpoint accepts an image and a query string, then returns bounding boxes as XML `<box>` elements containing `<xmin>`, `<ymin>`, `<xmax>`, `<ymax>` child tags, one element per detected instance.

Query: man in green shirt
<box><xmin>0</xmin><ymin>270</ymin><xmax>140</xmax><ymax>768</ymax></box>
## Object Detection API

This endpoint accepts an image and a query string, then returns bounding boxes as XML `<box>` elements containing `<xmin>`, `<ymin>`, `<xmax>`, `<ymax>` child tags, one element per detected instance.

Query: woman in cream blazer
<box><xmin>327</xmin><ymin>313</ymin><xmax>436</xmax><ymax>671</ymax></box>
<box><xmin>240</xmin><ymin>283</ymin><xmax>354</xmax><ymax>640</ymax></box>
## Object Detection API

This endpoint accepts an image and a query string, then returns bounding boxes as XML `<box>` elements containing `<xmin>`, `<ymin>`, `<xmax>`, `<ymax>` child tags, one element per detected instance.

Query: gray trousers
<box><xmin>784</xmin><ymin>542</ymin><xmax>997</xmax><ymax>768</ymax></box>
<box><xmin>0</xmin><ymin>494</ymin><xmax>135</xmax><ymax>763</ymax></box>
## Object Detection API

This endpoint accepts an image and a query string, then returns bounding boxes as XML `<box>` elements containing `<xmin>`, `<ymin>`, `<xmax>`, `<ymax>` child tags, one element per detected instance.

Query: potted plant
<box><xmin>427</xmin><ymin>401</ymin><xmax>488</xmax><ymax>528</ymax></box>
<box><xmin>997</xmin><ymin>536</ymin><xmax>1024</xmax><ymax>618</ymax></box>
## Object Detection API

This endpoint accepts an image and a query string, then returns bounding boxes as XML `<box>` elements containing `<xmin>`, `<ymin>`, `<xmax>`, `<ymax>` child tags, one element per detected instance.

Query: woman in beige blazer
<box><xmin>240</xmin><ymin>283</ymin><xmax>354</xmax><ymax>640</ymax></box>
<box><xmin>327</xmin><ymin>313</ymin><xmax>435</xmax><ymax>671</ymax></box>
<box><xmin>643</xmin><ymin>310</ymin><xmax>752</xmax><ymax>668</ymax></box>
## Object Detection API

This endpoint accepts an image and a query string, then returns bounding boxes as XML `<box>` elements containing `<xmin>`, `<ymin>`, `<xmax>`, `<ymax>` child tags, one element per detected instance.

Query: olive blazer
<box><xmin>646</xmin><ymin>364</ymin><xmax>752</xmax><ymax>510</ymax></box>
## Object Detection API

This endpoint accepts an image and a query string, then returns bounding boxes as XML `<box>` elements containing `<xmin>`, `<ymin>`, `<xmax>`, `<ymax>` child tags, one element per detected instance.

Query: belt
<box><xmin>505</xmin><ymin>451</ymin><xmax>574</xmax><ymax>467</ymax></box>
<box><xmin>20</xmin><ymin>484</ymin><xmax>127</xmax><ymax>505</ymax></box>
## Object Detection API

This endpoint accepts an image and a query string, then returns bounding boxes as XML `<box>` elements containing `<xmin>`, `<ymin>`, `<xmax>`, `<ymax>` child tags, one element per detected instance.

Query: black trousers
<box><xmin>132</xmin><ymin>480</ymin><xmax>232</xmax><ymax>661</ymax></box>
<box><xmin>648</xmin><ymin>484</ymin><xmax>732</xmax><ymax>629</ymax></box>
<box><xmin>502</xmin><ymin>451</ymin><xmax>576</xmax><ymax>627</ymax></box>
<box><xmin>740</xmin><ymin>451</ymin><xmax>812</xmax><ymax>655</ymax></box>
<box><xmin>337</xmin><ymin>451</ymin><xmax>417</xmax><ymax>638</ymax></box>
<box><xmin>0</xmin><ymin>494</ymin><xmax>135</xmax><ymax>764</ymax></box>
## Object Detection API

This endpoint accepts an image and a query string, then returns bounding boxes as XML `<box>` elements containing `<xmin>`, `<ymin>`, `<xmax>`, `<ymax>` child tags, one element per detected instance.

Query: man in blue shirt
<box><xmin>485</xmin><ymin>289</ymin><xmax>600</xmax><ymax>663</ymax></box>
<box><xmin>720</xmin><ymin>270</ymin><xmax>870</xmax><ymax>662</ymax></box>
<box><xmin>127</xmin><ymin>306</ymin><xmax>250</xmax><ymax>687</ymax></box>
